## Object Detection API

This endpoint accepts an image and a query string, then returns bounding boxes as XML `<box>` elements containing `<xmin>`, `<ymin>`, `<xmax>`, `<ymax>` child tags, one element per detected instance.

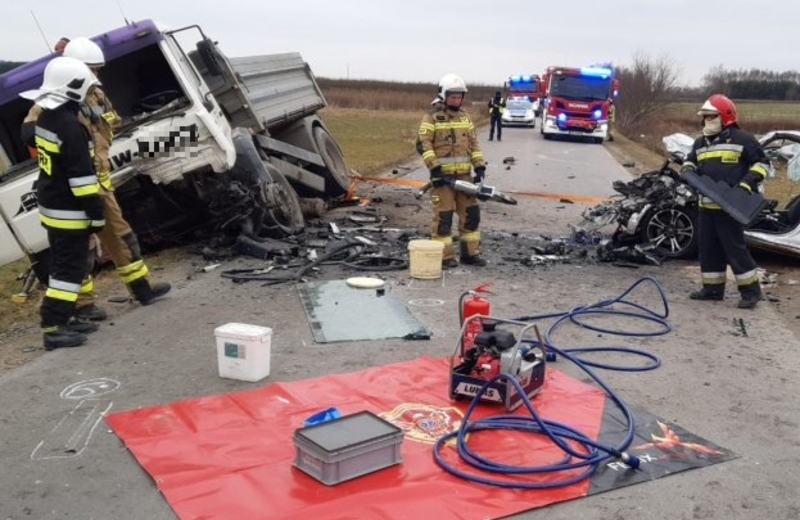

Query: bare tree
<box><xmin>615</xmin><ymin>51</ymin><xmax>681</xmax><ymax>128</ymax></box>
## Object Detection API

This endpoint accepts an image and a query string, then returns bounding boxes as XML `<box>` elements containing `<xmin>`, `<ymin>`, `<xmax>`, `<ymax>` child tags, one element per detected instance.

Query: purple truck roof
<box><xmin>0</xmin><ymin>19</ymin><xmax>163</xmax><ymax>106</ymax></box>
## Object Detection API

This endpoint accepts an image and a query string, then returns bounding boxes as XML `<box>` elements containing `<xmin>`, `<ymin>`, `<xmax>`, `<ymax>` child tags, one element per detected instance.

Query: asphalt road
<box><xmin>1</xmin><ymin>127</ymin><xmax>798</xmax><ymax>520</ymax></box>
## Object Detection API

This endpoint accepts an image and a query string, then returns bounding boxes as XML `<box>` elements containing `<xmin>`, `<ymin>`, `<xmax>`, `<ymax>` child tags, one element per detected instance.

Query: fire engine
<box><xmin>539</xmin><ymin>65</ymin><xmax>618</xmax><ymax>143</ymax></box>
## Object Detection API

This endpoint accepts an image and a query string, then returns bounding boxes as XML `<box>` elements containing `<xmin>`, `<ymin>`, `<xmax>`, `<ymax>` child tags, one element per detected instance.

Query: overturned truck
<box><xmin>0</xmin><ymin>19</ymin><xmax>350</xmax><ymax>276</ymax></box>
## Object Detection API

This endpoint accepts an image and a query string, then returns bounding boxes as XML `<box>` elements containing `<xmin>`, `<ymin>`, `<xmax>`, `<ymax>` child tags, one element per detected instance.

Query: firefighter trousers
<box><xmin>41</xmin><ymin>230</ymin><xmax>92</xmax><ymax>329</ymax></box>
<box><xmin>430</xmin><ymin>173</ymin><xmax>481</xmax><ymax>260</ymax></box>
<box><xmin>697</xmin><ymin>209</ymin><xmax>759</xmax><ymax>291</ymax></box>
<box><xmin>76</xmin><ymin>186</ymin><xmax>151</xmax><ymax>308</ymax></box>
<box><xmin>489</xmin><ymin>115</ymin><xmax>502</xmax><ymax>141</ymax></box>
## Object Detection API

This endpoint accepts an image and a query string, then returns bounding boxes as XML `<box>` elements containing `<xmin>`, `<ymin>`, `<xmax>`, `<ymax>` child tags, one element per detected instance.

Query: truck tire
<box><xmin>260</xmin><ymin>164</ymin><xmax>305</xmax><ymax>236</ymax></box>
<box><xmin>313</xmin><ymin>126</ymin><xmax>351</xmax><ymax>197</ymax></box>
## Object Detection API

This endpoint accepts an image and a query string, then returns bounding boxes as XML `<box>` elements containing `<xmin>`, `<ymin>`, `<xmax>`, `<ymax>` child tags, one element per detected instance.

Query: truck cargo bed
<box><xmin>214</xmin><ymin>53</ymin><xmax>326</xmax><ymax>132</ymax></box>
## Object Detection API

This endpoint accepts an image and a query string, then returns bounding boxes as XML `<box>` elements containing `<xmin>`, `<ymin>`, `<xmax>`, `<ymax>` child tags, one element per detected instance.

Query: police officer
<box><xmin>23</xmin><ymin>38</ymin><xmax>171</xmax><ymax>321</ymax></box>
<box><xmin>487</xmin><ymin>91</ymin><xmax>505</xmax><ymax>141</ymax></box>
<box><xmin>418</xmin><ymin>74</ymin><xmax>487</xmax><ymax>267</ymax></box>
<box><xmin>20</xmin><ymin>57</ymin><xmax>103</xmax><ymax>350</ymax></box>
<box><xmin>681</xmin><ymin>94</ymin><xmax>768</xmax><ymax>309</ymax></box>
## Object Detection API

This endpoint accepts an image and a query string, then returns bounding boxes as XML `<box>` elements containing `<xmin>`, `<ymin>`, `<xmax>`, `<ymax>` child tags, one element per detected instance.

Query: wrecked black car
<box><xmin>572</xmin><ymin>132</ymin><xmax>800</xmax><ymax>264</ymax></box>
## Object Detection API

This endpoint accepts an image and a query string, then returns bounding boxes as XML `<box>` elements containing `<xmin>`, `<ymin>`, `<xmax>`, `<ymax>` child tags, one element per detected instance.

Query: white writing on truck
<box><xmin>111</xmin><ymin>124</ymin><xmax>199</xmax><ymax>170</ymax></box>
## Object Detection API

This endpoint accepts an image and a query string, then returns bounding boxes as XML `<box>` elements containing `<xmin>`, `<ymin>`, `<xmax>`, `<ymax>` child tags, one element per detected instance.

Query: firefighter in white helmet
<box><xmin>19</xmin><ymin>57</ymin><xmax>103</xmax><ymax>350</ymax></box>
<box><xmin>680</xmin><ymin>94</ymin><xmax>769</xmax><ymax>309</ymax></box>
<box><xmin>22</xmin><ymin>37</ymin><xmax>171</xmax><ymax>324</ymax></box>
<box><xmin>417</xmin><ymin>74</ymin><xmax>487</xmax><ymax>268</ymax></box>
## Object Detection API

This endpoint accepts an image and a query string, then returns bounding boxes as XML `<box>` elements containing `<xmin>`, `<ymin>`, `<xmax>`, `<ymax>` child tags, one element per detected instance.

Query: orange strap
<box><xmin>506</xmin><ymin>190</ymin><xmax>607</xmax><ymax>204</ymax></box>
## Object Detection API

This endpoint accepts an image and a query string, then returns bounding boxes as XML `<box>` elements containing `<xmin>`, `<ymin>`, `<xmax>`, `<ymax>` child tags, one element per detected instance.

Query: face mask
<box><xmin>702</xmin><ymin>116</ymin><xmax>722</xmax><ymax>136</ymax></box>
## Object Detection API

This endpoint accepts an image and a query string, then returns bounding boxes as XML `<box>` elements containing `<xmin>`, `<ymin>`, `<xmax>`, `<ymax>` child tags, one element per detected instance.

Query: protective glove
<box><xmin>679</xmin><ymin>165</ymin><xmax>696</xmax><ymax>179</ymax></box>
<box><xmin>429</xmin><ymin>165</ymin><xmax>445</xmax><ymax>188</ymax></box>
<box><xmin>472</xmin><ymin>166</ymin><xmax>486</xmax><ymax>185</ymax></box>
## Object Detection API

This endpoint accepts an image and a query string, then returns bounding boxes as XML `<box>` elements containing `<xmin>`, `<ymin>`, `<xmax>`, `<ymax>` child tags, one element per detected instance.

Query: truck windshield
<box><xmin>550</xmin><ymin>74</ymin><xmax>610</xmax><ymax>101</ymax></box>
<box><xmin>508</xmin><ymin>82</ymin><xmax>537</xmax><ymax>95</ymax></box>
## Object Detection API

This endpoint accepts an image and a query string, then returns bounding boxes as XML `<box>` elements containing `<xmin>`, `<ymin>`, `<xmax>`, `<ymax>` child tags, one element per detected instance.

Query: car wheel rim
<box><xmin>647</xmin><ymin>208</ymin><xmax>694</xmax><ymax>256</ymax></box>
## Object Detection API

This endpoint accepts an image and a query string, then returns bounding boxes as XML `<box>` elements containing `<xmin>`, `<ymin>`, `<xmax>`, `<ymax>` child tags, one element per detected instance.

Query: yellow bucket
<box><xmin>408</xmin><ymin>240</ymin><xmax>445</xmax><ymax>279</ymax></box>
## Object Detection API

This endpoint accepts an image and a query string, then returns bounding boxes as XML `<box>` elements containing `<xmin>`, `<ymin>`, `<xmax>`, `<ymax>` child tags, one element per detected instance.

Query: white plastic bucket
<box><xmin>214</xmin><ymin>323</ymin><xmax>272</xmax><ymax>382</ymax></box>
<box><xmin>408</xmin><ymin>240</ymin><xmax>444</xmax><ymax>279</ymax></box>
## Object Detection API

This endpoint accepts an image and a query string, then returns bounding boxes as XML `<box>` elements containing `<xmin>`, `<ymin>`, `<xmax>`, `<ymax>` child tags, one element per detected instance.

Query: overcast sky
<box><xmin>4</xmin><ymin>0</ymin><xmax>799</xmax><ymax>88</ymax></box>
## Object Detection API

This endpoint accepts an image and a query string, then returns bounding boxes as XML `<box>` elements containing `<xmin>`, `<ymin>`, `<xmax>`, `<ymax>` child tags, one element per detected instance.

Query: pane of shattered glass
<box><xmin>297</xmin><ymin>280</ymin><xmax>430</xmax><ymax>343</ymax></box>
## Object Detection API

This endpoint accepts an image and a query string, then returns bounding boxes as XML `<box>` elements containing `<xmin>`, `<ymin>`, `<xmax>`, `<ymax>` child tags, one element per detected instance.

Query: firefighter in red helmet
<box><xmin>680</xmin><ymin>94</ymin><xmax>769</xmax><ymax>309</ymax></box>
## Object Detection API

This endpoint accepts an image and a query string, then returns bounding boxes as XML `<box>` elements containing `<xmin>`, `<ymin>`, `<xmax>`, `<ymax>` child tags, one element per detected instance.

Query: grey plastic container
<box><xmin>293</xmin><ymin>411</ymin><xmax>403</xmax><ymax>485</ymax></box>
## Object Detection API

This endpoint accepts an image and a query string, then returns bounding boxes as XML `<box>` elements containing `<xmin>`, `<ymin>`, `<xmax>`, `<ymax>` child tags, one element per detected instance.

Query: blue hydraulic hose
<box><xmin>434</xmin><ymin>276</ymin><xmax>669</xmax><ymax>488</ymax></box>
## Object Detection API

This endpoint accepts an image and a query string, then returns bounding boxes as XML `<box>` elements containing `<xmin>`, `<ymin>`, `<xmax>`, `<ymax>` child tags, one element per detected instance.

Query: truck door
<box><xmin>189</xmin><ymin>37</ymin><xmax>262</xmax><ymax>132</ymax></box>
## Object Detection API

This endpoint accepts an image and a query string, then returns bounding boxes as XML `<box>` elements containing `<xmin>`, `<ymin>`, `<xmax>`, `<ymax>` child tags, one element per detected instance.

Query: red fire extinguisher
<box><xmin>459</xmin><ymin>282</ymin><xmax>493</xmax><ymax>352</ymax></box>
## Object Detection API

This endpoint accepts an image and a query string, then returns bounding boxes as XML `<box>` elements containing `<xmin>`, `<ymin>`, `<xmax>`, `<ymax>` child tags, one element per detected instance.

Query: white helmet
<box><xmin>438</xmin><ymin>73</ymin><xmax>468</xmax><ymax>100</ymax></box>
<box><xmin>63</xmin><ymin>37</ymin><xmax>105</xmax><ymax>67</ymax></box>
<box><xmin>19</xmin><ymin>57</ymin><xmax>98</xmax><ymax>109</ymax></box>
<box><xmin>430</xmin><ymin>96</ymin><xmax>443</xmax><ymax>106</ymax></box>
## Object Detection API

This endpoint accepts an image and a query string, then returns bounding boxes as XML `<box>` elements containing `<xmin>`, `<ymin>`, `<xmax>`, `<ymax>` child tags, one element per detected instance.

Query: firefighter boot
<box><xmin>460</xmin><ymin>242</ymin><xmax>487</xmax><ymax>267</ymax></box>
<box><xmin>442</xmin><ymin>258</ymin><xmax>460</xmax><ymax>269</ymax></box>
<box><xmin>65</xmin><ymin>317</ymin><xmax>99</xmax><ymax>335</ymax></box>
<box><xmin>737</xmin><ymin>282</ymin><xmax>762</xmax><ymax>309</ymax></box>
<box><xmin>74</xmin><ymin>304</ymin><xmax>107</xmax><ymax>321</ymax></box>
<box><xmin>43</xmin><ymin>326</ymin><xmax>88</xmax><ymax>351</ymax></box>
<box><xmin>130</xmin><ymin>279</ymin><xmax>172</xmax><ymax>306</ymax></box>
<box><xmin>689</xmin><ymin>285</ymin><xmax>724</xmax><ymax>301</ymax></box>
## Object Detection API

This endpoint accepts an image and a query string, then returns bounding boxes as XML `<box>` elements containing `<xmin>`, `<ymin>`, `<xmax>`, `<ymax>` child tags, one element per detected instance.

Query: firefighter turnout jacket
<box><xmin>24</xmin><ymin>85</ymin><xmax>121</xmax><ymax>189</ymax></box>
<box><xmin>683</xmin><ymin>126</ymin><xmax>769</xmax><ymax>210</ymax></box>
<box><xmin>418</xmin><ymin>108</ymin><xmax>485</xmax><ymax>175</ymax></box>
<box><xmin>82</xmin><ymin>85</ymin><xmax>122</xmax><ymax>189</ymax></box>
<box><xmin>34</xmin><ymin>103</ymin><xmax>104</xmax><ymax>231</ymax></box>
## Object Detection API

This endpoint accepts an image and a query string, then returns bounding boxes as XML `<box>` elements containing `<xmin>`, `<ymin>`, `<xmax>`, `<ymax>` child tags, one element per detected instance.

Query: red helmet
<box><xmin>697</xmin><ymin>94</ymin><xmax>737</xmax><ymax>127</ymax></box>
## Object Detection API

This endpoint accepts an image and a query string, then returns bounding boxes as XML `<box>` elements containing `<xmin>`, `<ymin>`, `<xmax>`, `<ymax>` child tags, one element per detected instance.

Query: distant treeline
<box><xmin>316</xmin><ymin>78</ymin><xmax>498</xmax><ymax>111</ymax></box>
<box><xmin>694</xmin><ymin>67</ymin><xmax>800</xmax><ymax>101</ymax></box>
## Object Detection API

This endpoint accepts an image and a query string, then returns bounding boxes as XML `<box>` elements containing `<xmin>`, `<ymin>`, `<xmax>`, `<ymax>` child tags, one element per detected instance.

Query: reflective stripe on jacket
<box><xmin>684</xmin><ymin>126</ymin><xmax>769</xmax><ymax>210</ymax></box>
<box><xmin>418</xmin><ymin>108</ymin><xmax>485</xmax><ymax>175</ymax></box>
<box><xmin>34</xmin><ymin>103</ymin><xmax>104</xmax><ymax>231</ymax></box>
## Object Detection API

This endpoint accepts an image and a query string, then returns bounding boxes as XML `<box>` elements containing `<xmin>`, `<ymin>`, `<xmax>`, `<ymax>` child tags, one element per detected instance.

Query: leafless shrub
<box><xmin>615</xmin><ymin>52</ymin><xmax>680</xmax><ymax>130</ymax></box>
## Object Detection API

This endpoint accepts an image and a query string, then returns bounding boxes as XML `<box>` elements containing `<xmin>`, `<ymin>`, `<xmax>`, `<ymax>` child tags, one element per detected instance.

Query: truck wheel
<box><xmin>639</xmin><ymin>205</ymin><xmax>698</xmax><ymax>258</ymax></box>
<box><xmin>313</xmin><ymin>126</ymin><xmax>351</xmax><ymax>197</ymax></box>
<box><xmin>260</xmin><ymin>168</ymin><xmax>305</xmax><ymax>236</ymax></box>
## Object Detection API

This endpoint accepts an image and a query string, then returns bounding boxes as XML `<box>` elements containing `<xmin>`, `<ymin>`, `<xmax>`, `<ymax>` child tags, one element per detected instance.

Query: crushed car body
<box><xmin>571</xmin><ymin>132</ymin><xmax>800</xmax><ymax>262</ymax></box>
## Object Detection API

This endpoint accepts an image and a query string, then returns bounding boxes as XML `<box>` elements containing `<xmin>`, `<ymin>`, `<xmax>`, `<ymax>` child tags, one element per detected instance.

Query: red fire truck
<box><xmin>539</xmin><ymin>65</ymin><xmax>618</xmax><ymax>143</ymax></box>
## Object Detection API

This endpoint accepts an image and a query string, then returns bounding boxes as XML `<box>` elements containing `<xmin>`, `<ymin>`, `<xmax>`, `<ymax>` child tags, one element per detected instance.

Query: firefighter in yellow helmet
<box><xmin>418</xmin><ymin>73</ymin><xmax>487</xmax><ymax>267</ymax></box>
<box><xmin>22</xmin><ymin>37</ymin><xmax>171</xmax><ymax>324</ymax></box>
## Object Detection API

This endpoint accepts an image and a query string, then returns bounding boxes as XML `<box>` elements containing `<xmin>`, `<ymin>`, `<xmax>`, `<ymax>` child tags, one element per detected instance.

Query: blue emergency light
<box><xmin>580</xmin><ymin>66</ymin><xmax>612</xmax><ymax>78</ymax></box>
<box><xmin>557</xmin><ymin>113</ymin><xmax>567</xmax><ymax>123</ymax></box>
<box><xmin>593</xmin><ymin>109</ymin><xmax>602</xmax><ymax>119</ymax></box>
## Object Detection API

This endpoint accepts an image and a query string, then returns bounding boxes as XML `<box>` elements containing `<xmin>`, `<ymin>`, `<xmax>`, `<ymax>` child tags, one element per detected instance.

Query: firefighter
<box><xmin>487</xmin><ymin>91</ymin><xmax>505</xmax><ymax>141</ymax></box>
<box><xmin>607</xmin><ymin>99</ymin><xmax>616</xmax><ymax>142</ymax></box>
<box><xmin>418</xmin><ymin>73</ymin><xmax>487</xmax><ymax>267</ymax></box>
<box><xmin>19</xmin><ymin>57</ymin><xmax>103</xmax><ymax>350</ymax></box>
<box><xmin>24</xmin><ymin>37</ymin><xmax>172</xmax><ymax>320</ymax></box>
<box><xmin>680</xmin><ymin>94</ymin><xmax>769</xmax><ymax>309</ymax></box>
<box><xmin>54</xmin><ymin>37</ymin><xmax>70</xmax><ymax>53</ymax></box>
